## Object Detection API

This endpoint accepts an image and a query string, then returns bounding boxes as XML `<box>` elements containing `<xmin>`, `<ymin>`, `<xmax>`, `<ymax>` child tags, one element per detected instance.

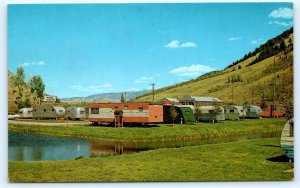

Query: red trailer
<box><xmin>88</xmin><ymin>102</ymin><xmax>163</xmax><ymax>126</ymax></box>
<box><xmin>260</xmin><ymin>103</ymin><xmax>286</xmax><ymax>118</ymax></box>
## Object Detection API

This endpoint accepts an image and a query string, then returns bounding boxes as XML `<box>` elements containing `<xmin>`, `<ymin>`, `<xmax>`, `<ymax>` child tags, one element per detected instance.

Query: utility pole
<box><xmin>150</xmin><ymin>83</ymin><xmax>155</xmax><ymax>102</ymax></box>
<box><xmin>272</xmin><ymin>55</ymin><xmax>276</xmax><ymax>118</ymax></box>
<box><xmin>231</xmin><ymin>85</ymin><xmax>233</xmax><ymax>104</ymax></box>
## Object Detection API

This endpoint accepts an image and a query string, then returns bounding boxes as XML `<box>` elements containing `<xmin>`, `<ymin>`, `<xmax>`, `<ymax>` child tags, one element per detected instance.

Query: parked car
<box><xmin>8</xmin><ymin>112</ymin><xmax>20</xmax><ymax>120</ymax></box>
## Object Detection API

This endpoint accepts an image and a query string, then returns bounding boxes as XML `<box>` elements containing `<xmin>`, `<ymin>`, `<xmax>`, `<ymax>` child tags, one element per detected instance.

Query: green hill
<box><xmin>134</xmin><ymin>28</ymin><xmax>293</xmax><ymax>105</ymax></box>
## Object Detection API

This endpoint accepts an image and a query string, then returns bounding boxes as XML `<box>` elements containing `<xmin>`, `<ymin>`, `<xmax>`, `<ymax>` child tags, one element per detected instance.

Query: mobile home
<box><xmin>232</xmin><ymin>105</ymin><xmax>246</xmax><ymax>118</ymax></box>
<box><xmin>163</xmin><ymin>105</ymin><xmax>196</xmax><ymax>124</ymax></box>
<box><xmin>64</xmin><ymin>107</ymin><xmax>86</xmax><ymax>120</ymax></box>
<box><xmin>19</xmin><ymin>108</ymin><xmax>33</xmax><ymax>119</ymax></box>
<box><xmin>260</xmin><ymin>103</ymin><xmax>286</xmax><ymax>118</ymax></box>
<box><xmin>33</xmin><ymin>105</ymin><xmax>65</xmax><ymax>119</ymax></box>
<box><xmin>243</xmin><ymin>105</ymin><xmax>262</xmax><ymax>118</ymax></box>
<box><xmin>88</xmin><ymin>102</ymin><xmax>163</xmax><ymax>125</ymax></box>
<box><xmin>196</xmin><ymin>106</ymin><xmax>225</xmax><ymax>122</ymax></box>
<box><xmin>223</xmin><ymin>105</ymin><xmax>240</xmax><ymax>120</ymax></box>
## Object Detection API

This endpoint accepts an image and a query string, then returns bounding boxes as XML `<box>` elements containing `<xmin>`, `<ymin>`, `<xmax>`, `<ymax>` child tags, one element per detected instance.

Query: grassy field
<box><xmin>8</xmin><ymin>118</ymin><xmax>286</xmax><ymax>141</ymax></box>
<box><xmin>8</xmin><ymin>137</ymin><xmax>293</xmax><ymax>182</ymax></box>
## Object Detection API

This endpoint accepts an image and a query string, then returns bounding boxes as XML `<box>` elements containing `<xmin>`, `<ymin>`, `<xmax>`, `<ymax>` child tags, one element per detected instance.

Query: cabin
<box><xmin>196</xmin><ymin>106</ymin><xmax>225</xmax><ymax>122</ymax></box>
<box><xmin>64</xmin><ymin>107</ymin><xmax>86</xmax><ymax>120</ymax></box>
<box><xmin>179</xmin><ymin>95</ymin><xmax>223</xmax><ymax>106</ymax></box>
<box><xmin>32</xmin><ymin>105</ymin><xmax>65</xmax><ymax>119</ymax></box>
<box><xmin>163</xmin><ymin>105</ymin><xmax>196</xmax><ymax>124</ymax></box>
<box><xmin>19</xmin><ymin>108</ymin><xmax>33</xmax><ymax>119</ymax></box>
<box><xmin>232</xmin><ymin>105</ymin><xmax>246</xmax><ymax>118</ymax></box>
<box><xmin>223</xmin><ymin>105</ymin><xmax>240</xmax><ymax>120</ymax></box>
<box><xmin>260</xmin><ymin>103</ymin><xmax>286</xmax><ymax>118</ymax></box>
<box><xmin>88</xmin><ymin>102</ymin><xmax>163</xmax><ymax>125</ymax></box>
<box><xmin>243</xmin><ymin>105</ymin><xmax>262</xmax><ymax>118</ymax></box>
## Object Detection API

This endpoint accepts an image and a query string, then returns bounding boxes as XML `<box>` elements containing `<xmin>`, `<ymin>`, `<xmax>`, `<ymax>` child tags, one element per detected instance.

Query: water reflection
<box><xmin>9</xmin><ymin>131</ymin><xmax>281</xmax><ymax>161</ymax></box>
<box><xmin>9</xmin><ymin>132</ymin><xmax>90</xmax><ymax>161</ymax></box>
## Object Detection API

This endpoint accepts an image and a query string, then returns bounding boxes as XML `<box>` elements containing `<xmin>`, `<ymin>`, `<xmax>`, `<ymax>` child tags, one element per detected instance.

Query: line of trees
<box><xmin>13</xmin><ymin>67</ymin><xmax>45</xmax><ymax>110</ymax></box>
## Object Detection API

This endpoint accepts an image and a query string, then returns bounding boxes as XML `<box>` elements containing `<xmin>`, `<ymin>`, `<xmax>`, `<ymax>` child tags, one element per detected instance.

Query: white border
<box><xmin>1</xmin><ymin>1</ymin><xmax>299</xmax><ymax>188</ymax></box>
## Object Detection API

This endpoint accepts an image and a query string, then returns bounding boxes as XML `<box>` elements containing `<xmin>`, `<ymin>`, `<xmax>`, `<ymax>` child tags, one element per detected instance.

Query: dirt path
<box><xmin>8</xmin><ymin>120</ymin><xmax>91</xmax><ymax>126</ymax></box>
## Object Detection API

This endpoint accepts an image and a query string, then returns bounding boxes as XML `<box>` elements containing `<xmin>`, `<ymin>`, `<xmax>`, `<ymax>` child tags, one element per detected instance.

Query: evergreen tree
<box><xmin>120</xmin><ymin>93</ymin><xmax>125</xmax><ymax>102</ymax></box>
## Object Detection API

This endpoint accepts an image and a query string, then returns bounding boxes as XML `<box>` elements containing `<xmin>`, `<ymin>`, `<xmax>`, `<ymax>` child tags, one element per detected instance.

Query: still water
<box><xmin>9</xmin><ymin>131</ymin><xmax>281</xmax><ymax>161</ymax></box>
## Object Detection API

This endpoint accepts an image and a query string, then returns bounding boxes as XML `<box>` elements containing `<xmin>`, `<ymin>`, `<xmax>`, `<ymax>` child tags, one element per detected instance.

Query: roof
<box><xmin>163</xmin><ymin>98</ymin><xmax>179</xmax><ymax>102</ymax></box>
<box><xmin>191</xmin><ymin>96</ymin><xmax>223</xmax><ymax>103</ymax></box>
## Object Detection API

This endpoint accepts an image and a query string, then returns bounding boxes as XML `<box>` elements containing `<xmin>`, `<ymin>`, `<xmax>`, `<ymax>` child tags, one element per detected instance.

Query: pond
<box><xmin>9</xmin><ymin>131</ymin><xmax>281</xmax><ymax>161</ymax></box>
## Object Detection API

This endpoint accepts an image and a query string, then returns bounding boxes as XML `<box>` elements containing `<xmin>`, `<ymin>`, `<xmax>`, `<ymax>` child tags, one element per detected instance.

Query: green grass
<box><xmin>8</xmin><ymin>137</ymin><xmax>293</xmax><ymax>182</ymax></box>
<box><xmin>9</xmin><ymin>118</ymin><xmax>286</xmax><ymax>142</ymax></box>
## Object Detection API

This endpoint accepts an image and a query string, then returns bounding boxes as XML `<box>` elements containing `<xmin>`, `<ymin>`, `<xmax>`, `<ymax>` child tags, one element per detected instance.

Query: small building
<box><xmin>243</xmin><ymin>105</ymin><xmax>262</xmax><ymax>118</ymax></box>
<box><xmin>162</xmin><ymin>98</ymin><xmax>180</xmax><ymax>105</ymax></box>
<box><xmin>88</xmin><ymin>102</ymin><xmax>163</xmax><ymax>125</ymax></box>
<box><xmin>196</xmin><ymin>106</ymin><xmax>225</xmax><ymax>122</ymax></box>
<box><xmin>33</xmin><ymin>105</ymin><xmax>65</xmax><ymax>119</ymax></box>
<box><xmin>179</xmin><ymin>95</ymin><xmax>223</xmax><ymax>106</ymax></box>
<box><xmin>64</xmin><ymin>107</ymin><xmax>86</xmax><ymax>120</ymax></box>
<box><xmin>19</xmin><ymin>108</ymin><xmax>33</xmax><ymax>119</ymax></box>
<box><xmin>41</xmin><ymin>95</ymin><xmax>58</xmax><ymax>103</ymax></box>
<box><xmin>223</xmin><ymin>105</ymin><xmax>240</xmax><ymax>120</ymax></box>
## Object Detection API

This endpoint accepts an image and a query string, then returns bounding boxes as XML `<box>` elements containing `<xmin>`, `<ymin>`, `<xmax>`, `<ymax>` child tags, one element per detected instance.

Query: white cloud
<box><xmin>164</xmin><ymin>40</ymin><xmax>197</xmax><ymax>48</ymax></box>
<box><xmin>228</xmin><ymin>37</ymin><xmax>241</xmax><ymax>41</ymax></box>
<box><xmin>268</xmin><ymin>21</ymin><xmax>293</xmax><ymax>27</ymax></box>
<box><xmin>251</xmin><ymin>38</ymin><xmax>263</xmax><ymax>44</ymax></box>
<box><xmin>134</xmin><ymin>76</ymin><xmax>154</xmax><ymax>84</ymax></box>
<box><xmin>269</xmin><ymin>7</ymin><xmax>293</xmax><ymax>19</ymax></box>
<box><xmin>20</xmin><ymin>61</ymin><xmax>46</xmax><ymax>67</ymax></box>
<box><xmin>70</xmin><ymin>83</ymin><xmax>113</xmax><ymax>93</ymax></box>
<box><xmin>170</xmin><ymin>64</ymin><xmax>215</xmax><ymax>77</ymax></box>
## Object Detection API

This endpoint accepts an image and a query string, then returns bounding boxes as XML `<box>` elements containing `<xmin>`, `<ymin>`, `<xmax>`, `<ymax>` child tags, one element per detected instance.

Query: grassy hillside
<box><xmin>135</xmin><ymin>29</ymin><xmax>293</xmax><ymax>105</ymax></box>
<box><xmin>8</xmin><ymin>71</ymin><xmax>39</xmax><ymax>112</ymax></box>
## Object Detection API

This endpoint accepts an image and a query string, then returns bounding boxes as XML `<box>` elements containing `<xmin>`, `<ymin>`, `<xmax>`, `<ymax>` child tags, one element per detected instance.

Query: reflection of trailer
<box><xmin>243</xmin><ymin>105</ymin><xmax>262</xmax><ymax>118</ymax></box>
<box><xmin>88</xmin><ymin>102</ymin><xmax>163</xmax><ymax>125</ymax></box>
<box><xmin>64</xmin><ymin>107</ymin><xmax>86</xmax><ymax>120</ymax></box>
<box><xmin>260</xmin><ymin>103</ymin><xmax>286</xmax><ymax>118</ymax></box>
<box><xmin>19</xmin><ymin>108</ymin><xmax>33</xmax><ymax>118</ymax></box>
<box><xmin>33</xmin><ymin>105</ymin><xmax>65</xmax><ymax>119</ymax></box>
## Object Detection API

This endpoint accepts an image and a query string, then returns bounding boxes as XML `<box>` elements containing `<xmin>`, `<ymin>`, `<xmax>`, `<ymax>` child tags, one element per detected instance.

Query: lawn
<box><xmin>8</xmin><ymin>137</ymin><xmax>293</xmax><ymax>182</ymax></box>
<box><xmin>8</xmin><ymin>118</ymin><xmax>287</xmax><ymax>142</ymax></box>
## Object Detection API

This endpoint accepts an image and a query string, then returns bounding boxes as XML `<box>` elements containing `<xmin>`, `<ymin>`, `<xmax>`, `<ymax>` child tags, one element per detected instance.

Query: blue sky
<box><xmin>8</xmin><ymin>3</ymin><xmax>293</xmax><ymax>98</ymax></box>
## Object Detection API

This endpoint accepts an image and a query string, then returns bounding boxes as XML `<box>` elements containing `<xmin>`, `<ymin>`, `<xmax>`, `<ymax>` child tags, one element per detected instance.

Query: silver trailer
<box><xmin>232</xmin><ymin>105</ymin><xmax>246</xmax><ymax>118</ymax></box>
<box><xmin>33</xmin><ymin>105</ymin><xmax>65</xmax><ymax>120</ymax></box>
<box><xmin>197</xmin><ymin>106</ymin><xmax>225</xmax><ymax>122</ymax></box>
<box><xmin>64</xmin><ymin>107</ymin><xmax>86</xmax><ymax>120</ymax></box>
<box><xmin>243</xmin><ymin>105</ymin><xmax>262</xmax><ymax>118</ymax></box>
<box><xmin>19</xmin><ymin>108</ymin><xmax>33</xmax><ymax>119</ymax></box>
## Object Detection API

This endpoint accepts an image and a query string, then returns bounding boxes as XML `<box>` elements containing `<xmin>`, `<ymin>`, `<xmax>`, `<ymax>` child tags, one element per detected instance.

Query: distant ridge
<box><xmin>61</xmin><ymin>90</ymin><xmax>150</xmax><ymax>103</ymax></box>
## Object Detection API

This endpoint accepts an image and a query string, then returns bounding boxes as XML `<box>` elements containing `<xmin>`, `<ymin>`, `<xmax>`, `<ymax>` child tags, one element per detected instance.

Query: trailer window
<box><xmin>52</xmin><ymin>109</ymin><xmax>55</xmax><ymax>112</ymax></box>
<box><xmin>80</xmin><ymin>111</ymin><xmax>85</xmax><ymax>114</ymax></box>
<box><xmin>59</xmin><ymin>110</ymin><xmax>63</xmax><ymax>113</ymax></box>
<box><xmin>44</xmin><ymin>109</ymin><xmax>46</xmax><ymax>112</ymax></box>
<box><xmin>208</xmin><ymin>110</ymin><xmax>214</xmax><ymax>114</ymax></box>
<box><xmin>230</xmin><ymin>110</ymin><xmax>234</xmax><ymax>113</ymax></box>
<box><xmin>91</xmin><ymin>108</ymin><xmax>99</xmax><ymax>114</ymax></box>
<box><xmin>138</xmin><ymin>107</ymin><xmax>144</xmax><ymax>112</ymax></box>
<box><xmin>124</xmin><ymin>105</ymin><xmax>128</xmax><ymax>110</ymax></box>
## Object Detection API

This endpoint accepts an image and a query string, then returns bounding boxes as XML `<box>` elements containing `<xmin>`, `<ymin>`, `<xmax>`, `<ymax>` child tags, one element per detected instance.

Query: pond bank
<box><xmin>8</xmin><ymin>119</ymin><xmax>287</xmax><ymax>142</ymax></box>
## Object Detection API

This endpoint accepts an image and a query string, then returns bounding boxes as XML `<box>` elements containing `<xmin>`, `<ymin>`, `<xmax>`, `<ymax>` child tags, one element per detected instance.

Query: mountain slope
<box><xmin>135</xmin><ymin>28</ymin><xmax>293</xmax><ymax>105</ymax></box>
<box><xmin>8</xmin><ymin>71</ymin><xmax>39</xmax><ymax>112</ymax></box>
